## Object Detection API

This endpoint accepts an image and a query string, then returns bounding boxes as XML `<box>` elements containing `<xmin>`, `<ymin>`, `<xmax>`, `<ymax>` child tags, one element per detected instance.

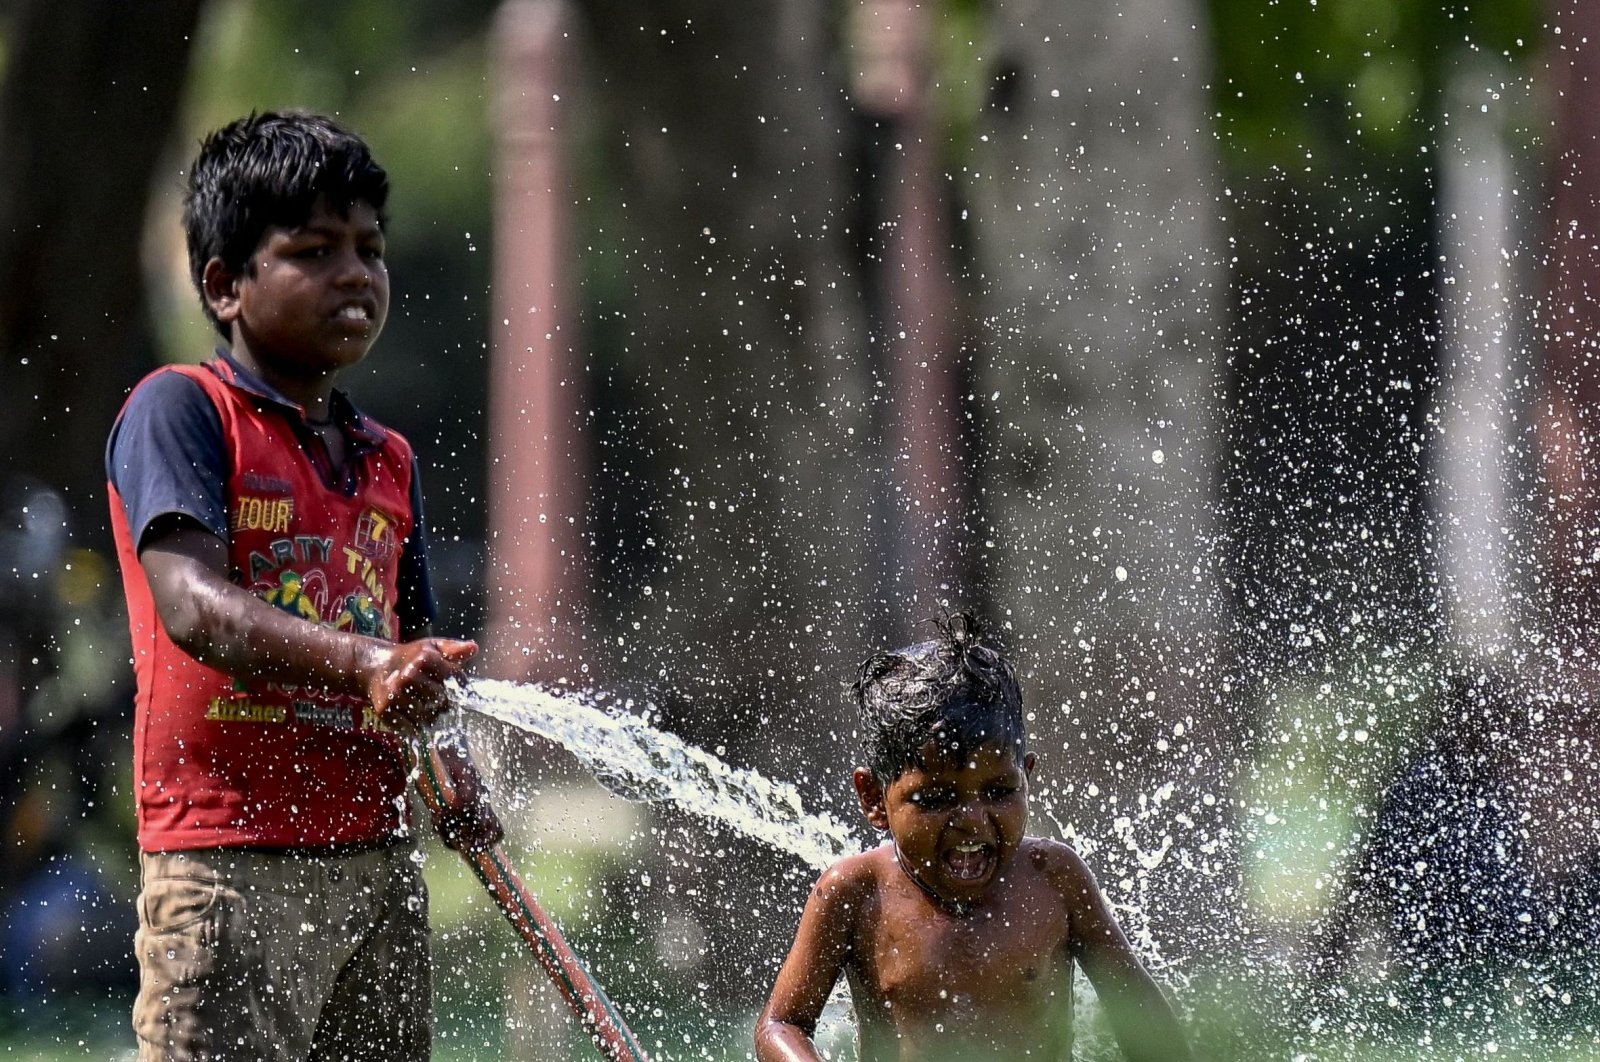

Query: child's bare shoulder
<box><xmin>792</xmin><ymin>847</ymin><xmax>888</xmax><ymax>952</ymax></box>
<box><xmin>1021</xmin><ymin>836</ymin><xmax>1100</xmax><ymax>899</ymax></box>
<box><xmin>810</xmin><ymin>845</ymin><xmax>889</xmax><ymax>908</ymax></box>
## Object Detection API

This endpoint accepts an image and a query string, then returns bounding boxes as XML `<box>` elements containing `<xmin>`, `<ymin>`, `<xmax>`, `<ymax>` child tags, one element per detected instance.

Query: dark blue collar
<box><xmin>209</xmin><ymin>348</ymin><xmax>387</xmax><ymax>450</ymax></box>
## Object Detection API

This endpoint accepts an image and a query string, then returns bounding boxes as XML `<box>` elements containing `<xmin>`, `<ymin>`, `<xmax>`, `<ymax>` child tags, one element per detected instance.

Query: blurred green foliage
<box><xmin>1210</xmin><ymin>0</ymin><xmax>1540</xmax><ymax>172</ymax></box>
<box><xmin>1243</xmin><ymin>647</ymin><xmax>1438</xmax><ymax>920</ymax></box>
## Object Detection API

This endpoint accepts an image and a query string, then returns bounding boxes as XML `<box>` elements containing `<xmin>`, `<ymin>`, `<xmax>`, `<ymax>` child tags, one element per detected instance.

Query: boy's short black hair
<box><xmin>183</xmin><ymin>110</ymin><xmax>389</xmax><ymax>339</ymax></box>
<box><xmin>854</xmin><ymin>612</ymin><xmax>1025</xmax><ymax>783</ymax></box>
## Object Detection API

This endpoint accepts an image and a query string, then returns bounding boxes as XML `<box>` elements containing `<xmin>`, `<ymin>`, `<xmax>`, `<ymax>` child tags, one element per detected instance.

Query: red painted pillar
<box><xmin>484</xmin><ymin>0</ymin><xmax>586</xmax><ymax>681</ymax></box>
<box><xmin>1539</xmin><ymin>0</ymin><xmax>1600</xmax><ymax>649</ymax></box>
<box><xmin>853</xmin><ymin>0</ymin><xmax>967</xmax><ymax>606</ymax></box>
<box><xmin>1529</xmin><ymin>0</ymin><xmax>1600</xmax><ymax>882</ymax></box>
<box><xmin>890</xmin><ymin>128</ymin><xmax>964</xmax><ymax>602</ymax></box>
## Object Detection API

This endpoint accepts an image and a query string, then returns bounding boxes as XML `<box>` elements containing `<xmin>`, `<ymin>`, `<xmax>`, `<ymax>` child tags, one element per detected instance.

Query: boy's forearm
<box><xmin>181</xmin><ymin>580</ymin><xmax>388</xmax><ymax>697</ymax></box>
<box><xmin>142</xmin><ymin>531</ymin><xmax>476</xmax><ymax>732</ymax></box>
<box><xmin>1116</xmin><ymin>1012</ymin><xmax>1193</xmax><ymax>1062</ymax></box>
<box><xmin>1103</xmin><ymin>976</ymin><xmax>1194</xmax><ymax>1062</ymax></box>
<box><xmin>754</xmin><ymin>1019</ymin><xmax>827</xmax><ymax>1062</ymax></box>
<box><xmin>145</xmin><ymin>544</ymin><xmax>386</xmax><ymax>697</ymax></box>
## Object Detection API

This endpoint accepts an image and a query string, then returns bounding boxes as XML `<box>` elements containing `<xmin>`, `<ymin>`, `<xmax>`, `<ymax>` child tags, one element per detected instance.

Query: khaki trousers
<box><xmin>133</xmin><ymin>845</ymin><xmax>431</xmax><ymax>1062</ymax></box>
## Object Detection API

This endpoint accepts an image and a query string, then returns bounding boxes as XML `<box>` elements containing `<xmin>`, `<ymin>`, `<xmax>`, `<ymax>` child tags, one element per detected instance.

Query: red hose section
<box><xmin>411</xmin><ymin>741</ymin><xmax>651</xmax><ymax>1061</ymax></box>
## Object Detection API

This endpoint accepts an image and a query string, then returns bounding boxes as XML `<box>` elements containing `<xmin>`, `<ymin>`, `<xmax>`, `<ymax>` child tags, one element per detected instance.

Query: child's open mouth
<box><xmin>943</xmin><ymin>841</ymin><xmax>993</xmax><ymax>881</ymax></box>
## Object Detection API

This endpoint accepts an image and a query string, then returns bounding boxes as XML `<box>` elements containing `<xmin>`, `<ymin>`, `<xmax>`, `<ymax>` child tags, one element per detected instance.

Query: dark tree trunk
<box><xmin>568</xmin><ymin>0</ymin><xmax>872</xmax><ymax>1002</ymax></box>
<box><xmin>0</xmin><ymin>0</ymin><xmax>206</xmax><ymax>542</ymax></box>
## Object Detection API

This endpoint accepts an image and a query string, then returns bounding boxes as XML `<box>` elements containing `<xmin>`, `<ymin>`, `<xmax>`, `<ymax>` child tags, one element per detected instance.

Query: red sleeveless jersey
<box><xmin>110</xmin><ymin>360</ymin><xmax>419</xmax><ymax>852</ymax></box>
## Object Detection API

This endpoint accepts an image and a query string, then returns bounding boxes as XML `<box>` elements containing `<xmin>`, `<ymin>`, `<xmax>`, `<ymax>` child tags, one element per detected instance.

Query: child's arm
<box><xmin>141</xmin><ymin>522</ymin><xmax>473</xmax><ymax>731</ymax></box>
<box><xmin>1053</xmin><ymin>845</ymin><xmax>1194</xmax><ymax>1062</ymax></box>
<box><xmin>754</xmin><ymin>861</ymin><xmax>865</xmax><ymax>1062</ymax></box>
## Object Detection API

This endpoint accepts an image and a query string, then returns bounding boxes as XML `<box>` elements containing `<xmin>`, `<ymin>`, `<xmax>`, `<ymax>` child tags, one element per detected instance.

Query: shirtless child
<box><xmin>756</xmin><ymin>613</ymin><xmax>1193</xmax><ymax>1062</ymax></box>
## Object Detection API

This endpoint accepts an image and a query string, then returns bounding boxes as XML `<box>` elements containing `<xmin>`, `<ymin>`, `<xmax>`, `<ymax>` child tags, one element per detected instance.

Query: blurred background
<box><xmin>4</xmin><ymin>0</ymin><xmax>1598</xmax><ymax>1057</ymax></box>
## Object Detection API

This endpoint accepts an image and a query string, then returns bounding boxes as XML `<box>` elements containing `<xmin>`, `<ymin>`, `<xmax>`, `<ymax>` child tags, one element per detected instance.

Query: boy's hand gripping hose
<box><xmin>409</xmin><ymin>730</ymin><xmax>651</xmax><ymax>1062</ymax></box>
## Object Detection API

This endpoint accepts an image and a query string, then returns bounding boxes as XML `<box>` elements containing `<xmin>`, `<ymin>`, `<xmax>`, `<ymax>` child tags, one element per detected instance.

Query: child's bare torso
<box><xmin>845</xmin><ymin>839</ymin><xmax>1076</xmax><ymax>1061</ymax></box>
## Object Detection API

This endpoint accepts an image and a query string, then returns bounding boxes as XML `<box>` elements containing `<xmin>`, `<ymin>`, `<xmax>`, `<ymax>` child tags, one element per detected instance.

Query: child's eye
<box><xmin>985</xmin><ymin>785</ymin><xmax>1019</xmax><ymax>801</ymax></box>
<box><xmin>911</xmin><ymin>790</ymin><xmax>954</xmax><ymax>809</ymax></box>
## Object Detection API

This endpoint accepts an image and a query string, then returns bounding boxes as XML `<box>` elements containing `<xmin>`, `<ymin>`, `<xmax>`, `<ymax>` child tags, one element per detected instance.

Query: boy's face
<box><xmin>855</xmin><ymin>740</ymin><xmax>1035</xmax><ymax>910</ymax></box>
<box><xmin>205</xmin><ymin>195</ymin><xmax>388</xmax><ymax>382</ymax></box>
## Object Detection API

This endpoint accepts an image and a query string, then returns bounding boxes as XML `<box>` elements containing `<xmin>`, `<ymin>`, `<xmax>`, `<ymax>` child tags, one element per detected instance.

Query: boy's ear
<box><xmin>1023</xmin><ymin>751</ymin><xmax>1037</xmax><ymax>778</ymax></box>
<box><xmin>853</xmin><ymin>767</ymin><xmax>890</xmax><ymax>831</ymax></box>
<box><xmin>201</xmin><ymin>257</ymin><xmax>243</xmax><ymax>326</ymax></box>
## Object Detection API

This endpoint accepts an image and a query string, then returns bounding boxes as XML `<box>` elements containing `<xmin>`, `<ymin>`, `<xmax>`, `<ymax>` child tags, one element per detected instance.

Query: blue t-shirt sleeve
<box><xmin>396</xmin><ymin>456</ymin><xmax>439</xmax><ymax>639</ymax></box>
<box><xmin>105</xmin><ymin>370</ymin><xmax>228</xmax><ymax>549</ymax></box>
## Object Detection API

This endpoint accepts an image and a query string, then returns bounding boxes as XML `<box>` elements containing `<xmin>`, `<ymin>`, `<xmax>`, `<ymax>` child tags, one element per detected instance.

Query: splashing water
<box><xmin>455</xmin><ymin>677</ymin><xmax>1166</xmax><ymax>1058</ymax></box>
<box><xmin>455</xmin><ymin>677</ymin><xmax>859</xmax><ymax>871</ymax></box>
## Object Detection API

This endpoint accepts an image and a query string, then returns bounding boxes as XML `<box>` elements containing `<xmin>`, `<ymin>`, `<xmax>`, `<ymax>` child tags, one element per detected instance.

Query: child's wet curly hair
<box><xmin>853</xmin><ymin>611</ymin><xmax>1025</xmax><ymax>783</ymax></box>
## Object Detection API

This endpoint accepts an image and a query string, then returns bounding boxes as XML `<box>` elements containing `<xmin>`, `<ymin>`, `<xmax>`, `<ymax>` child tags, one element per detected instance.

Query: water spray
<box><xmin>457</xmin><ymin>677</ymin><xmax>858</xmax><ymax>869</ymax></box>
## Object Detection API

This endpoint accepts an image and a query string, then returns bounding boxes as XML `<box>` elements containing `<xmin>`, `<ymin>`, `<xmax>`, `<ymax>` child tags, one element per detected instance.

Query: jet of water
<box><xmin>455</xmin><ymin>677</ymin><xmax>860</xmax><ymax>871</ymax></box>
